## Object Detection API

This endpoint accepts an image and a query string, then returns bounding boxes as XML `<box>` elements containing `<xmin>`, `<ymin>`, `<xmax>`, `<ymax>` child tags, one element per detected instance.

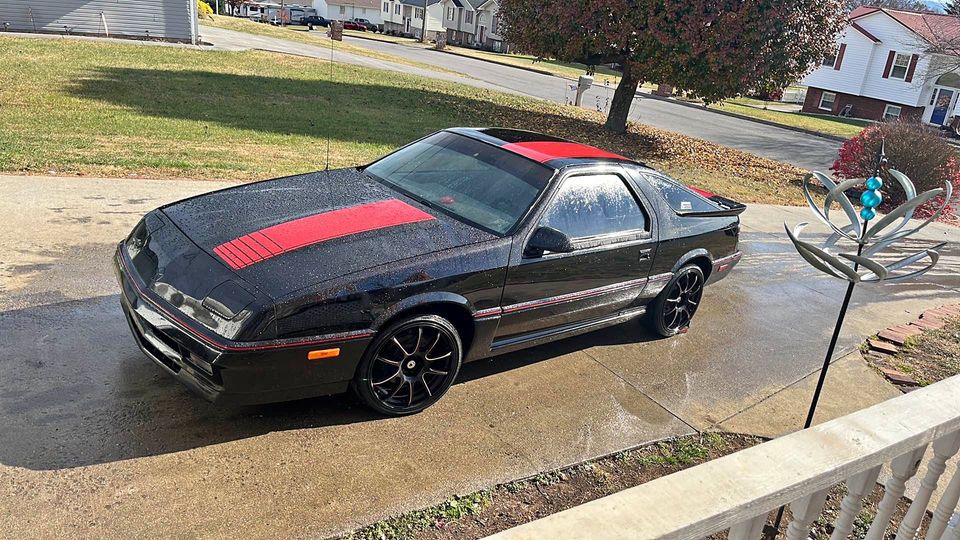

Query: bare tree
<box><xmin>899</xmin><ymin>12</ymin><xmax>960</xmax><ymax>83</ymax></box>
<box><xmin>845</xmin><ymin>0</ymin><xmax>932</xmax><ymax>11</ymax></box>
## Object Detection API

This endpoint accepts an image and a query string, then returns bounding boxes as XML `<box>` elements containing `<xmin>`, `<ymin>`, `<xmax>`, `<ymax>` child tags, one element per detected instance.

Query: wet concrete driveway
<box><xmin>1</xmin><ymin>175</ymin><xmax>957</xmax><ymax>538</ymax></box>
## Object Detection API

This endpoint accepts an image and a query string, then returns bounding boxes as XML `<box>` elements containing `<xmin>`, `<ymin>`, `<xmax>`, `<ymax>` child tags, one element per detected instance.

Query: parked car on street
<box><xmin>341</xmin><ymin>20</ymin><xmax>366</xmax><ymax>31</ymax></box>
<box><xmin>301</xmin><ymin>15</ymin><xmax>329</xmax><ymax>27</ymax></box>
<box><xmin>115</xmin><ymin>128</ymin><xmax>744</xmax><ymax>415</ymax></box>
<box><xmin>352</xmin><ymin>18</ymin><xmax>378</xmax><ymax>31</ymax></box>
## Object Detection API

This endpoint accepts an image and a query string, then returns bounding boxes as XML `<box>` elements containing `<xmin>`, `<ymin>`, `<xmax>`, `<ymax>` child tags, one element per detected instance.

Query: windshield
<box><xmin>364</xmin><ymin>132</ymin><xmax>553</xmax><ymax>235</ymax></box>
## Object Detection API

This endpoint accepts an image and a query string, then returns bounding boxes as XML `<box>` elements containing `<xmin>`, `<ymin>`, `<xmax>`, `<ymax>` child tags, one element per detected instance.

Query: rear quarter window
<box><xmin>641</xmin><ymin>172</ymin><xmax>718</xmax><ymax>214</ymax></box>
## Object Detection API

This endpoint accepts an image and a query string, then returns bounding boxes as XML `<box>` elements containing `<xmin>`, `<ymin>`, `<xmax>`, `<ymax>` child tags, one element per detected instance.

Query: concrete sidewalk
<box><xmin>1</xmin><ymin>175</ymin><xmax>956</xmax><ymax>538</ymax></box>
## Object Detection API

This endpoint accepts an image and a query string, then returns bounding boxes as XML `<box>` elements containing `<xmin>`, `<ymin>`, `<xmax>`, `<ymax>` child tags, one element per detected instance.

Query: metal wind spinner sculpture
<box><xmin>784</xmin><ymin>146</ymin><xmax>952</xmax><ymax>432</ymax></box>
<box><xmin>767</xmin><ymin>147</ymin><xmax>953</xmax><ymax>539</ymax></box>
<box><xmin>786</xmin><ymin>160</ymin><xmax>951</xmax><ymax>285</ymax></box>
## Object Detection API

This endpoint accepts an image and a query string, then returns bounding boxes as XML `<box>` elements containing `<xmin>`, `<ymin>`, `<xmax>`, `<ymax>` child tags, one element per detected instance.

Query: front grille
<box><xmin>142</xmin><ymin>334</ymin><xmax>182</xmax><ymax>373</ymax></box>
<box><xmin>124</xmin><ymin>307</ymin><xmax>182</xmax><ymax>373</ymax></box>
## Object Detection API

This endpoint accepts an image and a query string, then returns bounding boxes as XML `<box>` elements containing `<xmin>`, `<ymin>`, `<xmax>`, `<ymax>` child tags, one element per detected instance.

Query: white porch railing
<box><xmin>485</xmin><ymin>374</ymin><xmax>960</xmax><ymax>540</ymax></box>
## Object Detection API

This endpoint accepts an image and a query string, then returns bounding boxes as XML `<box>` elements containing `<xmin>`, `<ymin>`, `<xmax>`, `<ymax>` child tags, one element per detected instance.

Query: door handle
<box><xmin>639</xmin><ymin>248</ymin><xmax>652</xmax><ymax>260</ymax></box>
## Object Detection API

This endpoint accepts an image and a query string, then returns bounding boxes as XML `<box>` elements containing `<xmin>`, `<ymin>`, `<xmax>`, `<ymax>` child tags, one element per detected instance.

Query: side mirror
<box><xmin>524</xmin><ymin>227</ymin><xmax>574</xmax><ymax>258</ymax></box>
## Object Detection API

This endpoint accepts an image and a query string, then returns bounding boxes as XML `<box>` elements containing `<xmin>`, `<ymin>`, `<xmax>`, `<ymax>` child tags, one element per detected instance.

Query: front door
<box><xmin>497</xmin><ymin>170</ymin><xmax>657</xmax><ymax>340</ymax></box>
<box><xmin>404</xmin><ymin>17</ymin><xmax>411</xmax><ymax>33</ymax></box>
<box><xmin>478</xmin><ymin>25</ymin><xmax>485</xmax><ymax>44</ymax></box>
<box><xmin>931</xmin><ymin>87</ymin><xmax>955</xmax><ymax>125</ymax></box>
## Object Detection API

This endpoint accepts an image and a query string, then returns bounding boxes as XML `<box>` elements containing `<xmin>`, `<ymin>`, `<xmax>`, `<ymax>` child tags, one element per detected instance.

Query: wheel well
<box><xmin>686</xmin><ymin>256</ymin><xmax>713</xmax><ymax>280</ymax></box>
<box><xmin>380</xmin><ymin>303</ymin><xmax>476</xmax><ymax>354</ymax></box>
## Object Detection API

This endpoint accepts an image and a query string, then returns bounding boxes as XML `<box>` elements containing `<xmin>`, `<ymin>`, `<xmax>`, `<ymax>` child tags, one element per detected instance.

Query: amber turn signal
<box><xmin>307</xmin><ymin>348</ymin><xmax>340</xmax><ymax>360</ymax></box>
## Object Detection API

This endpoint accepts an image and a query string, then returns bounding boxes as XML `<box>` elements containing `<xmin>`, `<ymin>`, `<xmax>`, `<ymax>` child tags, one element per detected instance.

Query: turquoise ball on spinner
<box><xmin>860</xmin><ymin>207</ymin><xmax>876</xmax><ymax>220</ymax></box>
<box><xmin>865</xmin><ymin>176</ymin><xmax>883</xmax><ymax>190</ymax></box>
<box><xmin>860</xmin><ymin>189</ymin><xmax>882</xmax><ymax>208</ymax></box>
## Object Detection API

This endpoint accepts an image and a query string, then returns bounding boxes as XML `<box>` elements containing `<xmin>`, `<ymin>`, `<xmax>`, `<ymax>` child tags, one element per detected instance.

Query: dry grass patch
<box><xmin>868</xmin><ymin>317</ymin><xmax>960</xmax><ymax>387</ymax></box>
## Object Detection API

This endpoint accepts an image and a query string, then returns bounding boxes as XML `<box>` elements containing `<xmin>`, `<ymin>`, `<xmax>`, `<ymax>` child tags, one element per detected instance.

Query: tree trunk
<box><xmin>604</xmin><ymin>63</ymin><xmax>641</xmax><ymax>133</ymax></box>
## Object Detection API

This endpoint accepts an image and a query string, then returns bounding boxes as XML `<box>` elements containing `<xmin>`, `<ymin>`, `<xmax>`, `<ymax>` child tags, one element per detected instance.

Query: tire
<box><xmin>650</xmin><ymin>264</ymin><xmax>705</xmax><ymax>337</ymax></box>
<box><xmin>353</xmin><ymin>314</ymin><xmax>462</xmax><ymax>416</ymax></box>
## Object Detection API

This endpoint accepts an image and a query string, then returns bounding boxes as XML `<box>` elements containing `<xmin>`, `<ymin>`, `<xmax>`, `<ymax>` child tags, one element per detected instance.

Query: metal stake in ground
<box><xmin>764</xmin><ymin>144</ymin><xmax>951</xmax><ymax>539</ymax></box>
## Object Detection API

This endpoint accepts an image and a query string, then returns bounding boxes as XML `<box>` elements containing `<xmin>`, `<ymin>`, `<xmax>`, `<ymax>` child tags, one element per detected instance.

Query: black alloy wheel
<box><xmin>651</xmin><ymin>264</ymin><xmax>705</xmax><ymax>337</ymax></box>
<box><xmin>353</xmin><ymin>314</ymin><xmax>462</xmax><ymax>415</ymax></box>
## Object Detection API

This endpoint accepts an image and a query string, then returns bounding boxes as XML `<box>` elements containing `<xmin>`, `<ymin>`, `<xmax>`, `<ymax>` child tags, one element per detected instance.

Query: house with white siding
<box><xmin>439</xmin><ymin>0</ymin><xmax>506</xmax><ymax>51</ymax></box>
<box><xmin>311</xmin><ymin>0</ymin><xmax>381</xmax><ymax>24</ymax></box>
<box><xmin>802</xmin><ymin>6</ymin><xmax>960</xmax><ymax>126</ymax></box>
<box><xmin>0</xmin><ymin>0</ymin><xmax>198</xmax><ymax>43</ymax></box>
<box><xmin>380</xmin><ymin>0</ymin><xmax>442</xmax><ymax>39</ymax></box>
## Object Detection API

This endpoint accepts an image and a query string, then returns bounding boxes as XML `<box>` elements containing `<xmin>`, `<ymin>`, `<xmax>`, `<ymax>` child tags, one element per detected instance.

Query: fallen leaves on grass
<box><xmin>2</xmin><ymin>38</ymin><xmax>810</xmax><ymax>206</ymax></box>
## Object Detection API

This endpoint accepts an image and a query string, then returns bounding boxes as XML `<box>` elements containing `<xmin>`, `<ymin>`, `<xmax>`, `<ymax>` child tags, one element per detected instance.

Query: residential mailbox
<box><xmin>575</xmin><ymin>75</ymin><xmax>593</xmax><ymax>107</ymax></box>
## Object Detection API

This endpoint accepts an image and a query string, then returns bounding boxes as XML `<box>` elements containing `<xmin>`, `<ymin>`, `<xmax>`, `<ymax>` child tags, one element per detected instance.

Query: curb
<box><xmin>434</xmin><ymin>47</ymin><xmax>560</xmax><ymax>78</ymax></box>
<box><xmin>636</xmin><ymin>92</ymin><xmax>849</xmax><ymax>143</ymax></box>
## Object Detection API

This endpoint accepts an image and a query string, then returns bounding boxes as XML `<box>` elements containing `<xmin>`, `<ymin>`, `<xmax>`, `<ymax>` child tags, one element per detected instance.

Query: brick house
<box><xmin>801</xmin><ymin>6</ymin><xmax>960</xmax><ymax>126</ymax></box>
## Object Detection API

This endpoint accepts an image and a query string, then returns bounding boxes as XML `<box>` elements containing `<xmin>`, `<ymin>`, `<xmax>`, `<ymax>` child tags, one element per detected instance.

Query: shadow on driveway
<box><xmin>0</xmin><ymin>294</ymin><xmax>660</xmax><ymax>471</ymax></box>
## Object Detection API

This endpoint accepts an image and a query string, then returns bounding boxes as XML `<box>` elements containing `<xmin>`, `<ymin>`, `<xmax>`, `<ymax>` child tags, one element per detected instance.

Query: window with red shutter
<box><xmin>882</xmin><ymin>50</ymin><xmax>896</xmax><ymax>78</ymax></box>
<box><xmin>905</xmin><ymin>54</ymin><xmax>919</xmax><ymax>82</ymax></box>
<box><xmin>834</xmin><ymin>44</ymin><xmax>846</xmax><ymax>70</ymax></box>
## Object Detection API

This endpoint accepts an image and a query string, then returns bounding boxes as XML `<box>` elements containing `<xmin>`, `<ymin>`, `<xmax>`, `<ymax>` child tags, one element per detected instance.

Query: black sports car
<box><xmin>115</xmin><ymin>128</ymin><xmax>745</xmax><ymax>415</ymax></box>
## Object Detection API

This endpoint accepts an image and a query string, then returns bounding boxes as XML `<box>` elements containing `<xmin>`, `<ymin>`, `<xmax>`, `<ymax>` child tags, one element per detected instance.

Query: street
<box><xmin>199</xmin><ymin>25</ymin><xmax>842</xmax><ymax>172</ymax></box>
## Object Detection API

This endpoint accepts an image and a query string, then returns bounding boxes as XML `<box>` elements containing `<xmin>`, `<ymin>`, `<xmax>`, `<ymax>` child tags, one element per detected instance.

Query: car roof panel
<box><xmin>446</xmin><ymin>127</ymin><xmax>637</xmax><ymax>168</ymax></box>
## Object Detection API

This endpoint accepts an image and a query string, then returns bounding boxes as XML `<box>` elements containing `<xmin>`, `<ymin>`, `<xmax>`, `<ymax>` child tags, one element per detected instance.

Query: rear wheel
<box><xmin>353</xmin><ymin>315</ymin><xmax>462</xmax><ymax>416</ymax></box>
<box><xmin>650</xmin><ymin>265</ymin><xmax>704</xmax><ymax>337</ymax></box>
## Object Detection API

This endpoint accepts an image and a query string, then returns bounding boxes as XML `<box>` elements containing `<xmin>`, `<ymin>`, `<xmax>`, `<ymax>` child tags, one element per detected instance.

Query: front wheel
<box><xmin>353</xmin><ymin>314</ymin><xmax>462</xmax><ymax>416</ymax></box>
<box><xmin>650</xmin><ymin>265</ymin><xmax>705</xmax><ymax>337</ymax></box>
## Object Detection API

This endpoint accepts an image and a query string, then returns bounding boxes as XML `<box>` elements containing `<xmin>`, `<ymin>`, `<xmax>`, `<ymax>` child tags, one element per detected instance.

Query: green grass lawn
<box><xmin>0</xmin><ymin>35</ymin><xmax>810</xmax><ymax>206</ymax></box>
<box><xmin>709</xmin><ymin>98</ymin><xmax>872</xmax><ymax>139</ymax></box>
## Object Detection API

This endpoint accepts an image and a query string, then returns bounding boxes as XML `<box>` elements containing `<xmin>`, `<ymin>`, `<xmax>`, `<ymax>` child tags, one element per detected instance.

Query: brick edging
<box><xmin>864</xmin><ymin>303</ymin><xmax>960</xmax><ymax>387</ymax></box>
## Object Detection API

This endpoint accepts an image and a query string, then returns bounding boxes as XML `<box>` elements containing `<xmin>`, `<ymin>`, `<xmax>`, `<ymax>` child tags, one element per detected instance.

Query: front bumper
<box><xmin>114</xmin><ymin>247</ymin><xmax>374</xmax><ymax>405</ymax></box>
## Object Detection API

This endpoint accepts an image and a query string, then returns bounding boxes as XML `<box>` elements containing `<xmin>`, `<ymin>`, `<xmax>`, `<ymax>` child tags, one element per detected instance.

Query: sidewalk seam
<box><xmin>706</xmin><ymin>345</ymin><xmax>862</xmax><ymax>431</ymax></box>
<box><xmin>582</xmin><ymin>349</ymin><xmax>699</xmax><ymax>433</ymax></box>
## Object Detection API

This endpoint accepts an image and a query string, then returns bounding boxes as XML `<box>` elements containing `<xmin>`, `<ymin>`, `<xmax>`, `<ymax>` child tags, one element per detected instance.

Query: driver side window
<box><xmin>540</xmin><ymin>174</ymin><xmax>648</xmax><ymax>242</ymax></box>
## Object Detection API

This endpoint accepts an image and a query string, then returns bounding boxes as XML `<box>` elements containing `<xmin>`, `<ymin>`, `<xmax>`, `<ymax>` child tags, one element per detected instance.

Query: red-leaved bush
<box><xmin>832</xmin><ymin>121</ymin><xmax>959</xmax><ymax>220</ymax></box>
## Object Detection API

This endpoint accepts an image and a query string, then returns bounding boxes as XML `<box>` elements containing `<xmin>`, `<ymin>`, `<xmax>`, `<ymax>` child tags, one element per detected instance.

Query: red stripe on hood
<box><xmin>214</xmin><ymin>199</ymin><xmax>435</xmax><ymax>270</ymax></box>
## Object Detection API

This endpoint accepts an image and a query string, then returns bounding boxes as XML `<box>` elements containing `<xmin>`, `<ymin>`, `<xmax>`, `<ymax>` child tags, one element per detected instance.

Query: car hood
<box><xmin>161</xmin><ymin>168</ymin><xmax>495</xmax><ymax>299</ymax></box>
